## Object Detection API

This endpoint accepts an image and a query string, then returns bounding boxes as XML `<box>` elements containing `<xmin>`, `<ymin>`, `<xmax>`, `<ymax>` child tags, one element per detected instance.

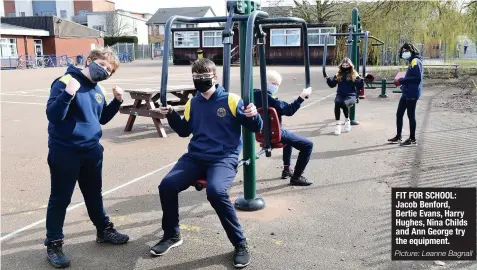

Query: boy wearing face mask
<box><xmin>388</xmin><ymin>43</ymin><xmax>423</xmax><ymax>146</ymax></box>
<box><xmin>253</xmin><ymin>70</ymin><xmax>313</xmax><ymax>186</ymax></box>
<box><xmin>325</xmin><ymin>58</ymin><xmax>364</xmax><ymax>135</ymax></box>
<box><xmin>152</xmin><ymin>59</ymin><xmax>262</xmax><ymax>268</ymax></box>
<box><xmin>44</xmin><ymin>47</ymin><xmax>129</xmax><ymax>268</ymax></box>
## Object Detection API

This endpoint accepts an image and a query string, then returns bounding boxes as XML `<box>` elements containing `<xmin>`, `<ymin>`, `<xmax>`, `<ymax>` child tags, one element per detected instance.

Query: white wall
<box><xmin>15</xmin><ymin>0</ymin><xmax>33</xmax><ymax>16</ymax></box>
<box><xmin>0</xmin><ymin>0</ymin><xmax>4</xmax><ymax>17</ymax></box>
<box><xmin>56</xmin><ymin>0</ymin><xmax>74</xmax><ymax>21</ymax></box>
<box><xmin>87</xmin><ymin>12</ymin><xmax>149</xmax><ymax>44</ymax></box>
<box><xmin>87</xmin><ymin>13</ymin><xmax>105</xmax><ymax>30</ymax></box>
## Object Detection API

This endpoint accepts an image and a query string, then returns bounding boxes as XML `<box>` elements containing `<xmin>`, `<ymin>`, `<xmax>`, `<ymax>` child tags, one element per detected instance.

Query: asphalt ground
<box><xmin>1</xmin><ymin>60</ymin><xmax>476</xmax><ymax>270</ymax></box>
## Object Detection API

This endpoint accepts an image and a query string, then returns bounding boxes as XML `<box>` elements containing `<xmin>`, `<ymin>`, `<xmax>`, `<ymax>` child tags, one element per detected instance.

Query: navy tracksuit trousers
<box><xmin>281</xmin><ymin>129</ymin><xmax>313</xmax><ymax>177</ymax></box>
<box><xmin>45</xmin><ymin>144</ymin><xmax>110</xmax><ymax>244</ymax></box>
<box><xmin>159</xmin><ymin>153</ymin><xmax>245</xmax><ymax>246</ymax></box>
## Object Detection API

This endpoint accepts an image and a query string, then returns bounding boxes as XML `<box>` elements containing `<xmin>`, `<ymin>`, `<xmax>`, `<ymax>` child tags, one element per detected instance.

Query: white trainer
<box><xmin>334</xmin><ymin>124</ymin><xmax>341</xmax><ymax>135</ymax></box>
<box><xmin>344</xmin><ymin>119</ymin><xmax>351</xmax><ymax>133</ymax></box>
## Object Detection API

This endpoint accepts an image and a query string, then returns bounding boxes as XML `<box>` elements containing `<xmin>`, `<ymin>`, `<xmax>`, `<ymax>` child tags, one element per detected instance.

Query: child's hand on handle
<box><xmin>65</xmin><ymin>77</ymin><xmax>81</xmax><ymax>96</ymax></box>
<box><xmin>242</xmin><ymin>103</ymin><xmax>258</xmax><ymax>117</ymax></box>
<box><xmin>300</xmin><ymin>87</ymin><xmax>312</xmax><ymax>99</ymax></box>
<box><xmin>158</xmin><ymin>105</ymin><xmax>173</xmax><ymax>115</ymax></box>
<box><xmin>112</xmin><ymin>86</ymin><xmax>124</xmax><ymax>101</ymax></box>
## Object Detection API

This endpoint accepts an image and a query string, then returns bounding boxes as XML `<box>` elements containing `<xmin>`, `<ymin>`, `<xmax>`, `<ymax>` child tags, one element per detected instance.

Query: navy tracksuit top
<box><xmin>166</xmin><ymin>85</ymin><xmax>263</xmax><ymax>161</ymax></box>
<box><xmin>46</xmin><ymin>65</ymin><xmax>122</xmax><ymax>149</ymax></box>
<box><xmin>253</xmin><ymin>89</ymin><xmax>304</xmax><ymax>125</ymax></box>
<box><xmin>326</xmin><ymin>70</ymin><xmax>364</xmax><ymax>97</ymax></box>
<box><xmin>400</xmin><ymin>55</ymin><xmax>423</xmax><ymax>99</ymax></box>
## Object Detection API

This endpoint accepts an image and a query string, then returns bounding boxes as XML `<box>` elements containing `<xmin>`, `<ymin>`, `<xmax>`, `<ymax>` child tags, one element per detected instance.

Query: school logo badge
<box><xmin>217</xmin><ymin>107</ymin><xmax>226</xmax><ymax>117</ymax></box>
<box><xmin>95</xmin><ymin>93</ymin><xmax>103</xmax><ymax>103</ymax></box>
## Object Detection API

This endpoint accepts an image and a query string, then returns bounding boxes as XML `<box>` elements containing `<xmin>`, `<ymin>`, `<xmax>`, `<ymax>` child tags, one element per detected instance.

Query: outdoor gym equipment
<box><xmin>159</xmin><ymin>0</ymin><xmax>311</xmax><ymax>211</ymax></box>
<box><xmin>322</xmin><ymin>8</ymin><xmax>384</xmax><ymax>125</ymax></box>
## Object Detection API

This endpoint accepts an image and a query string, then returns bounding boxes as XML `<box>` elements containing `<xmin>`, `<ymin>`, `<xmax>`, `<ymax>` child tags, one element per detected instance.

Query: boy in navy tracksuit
<box><xmin>388</xmin><ymin>42</ymin><xmax>423</xmax><ymax>146</ymax></box>
<box><xmin>151</xmin><ymin>59</ymin><xmax>262</xmax><ymax>268</ymax></box>
<box><xmin>325</xmin><ymin>58</ymin><xmax>364</xmax><ymax>135</ymax></box>
<box><xmin>253</xmin><ymin>70</ymin><xmax>313</xmax><ymax>186</ymax></box>
<box><xmin>45</xmin><ymin>47</ymin><xmax>129</xmax><ymax>268</ymax></box>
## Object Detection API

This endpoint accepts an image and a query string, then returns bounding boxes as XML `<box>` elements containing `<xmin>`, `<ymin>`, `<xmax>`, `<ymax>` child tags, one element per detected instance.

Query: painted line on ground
<box><xmin>1</xmin><ymin>93</ymin><xmax>49</xmax><ymax>98</ymax></box>
<box><xmin>301</xmin><ymin>93</ymin><xmax>335</xmax><ymax>109</ymax></box>
<box><xmin>0</xmin><ymin>90</ymin><xmax>333</xmax><ymax>241</ymax></box>
<box><xmin>0</xmin><ymin>161</ymin><xmax>177</xmax><ymax>242</ymax></box>
<box><xmin>0</xmin><ymin>101</ymin><xmax>45</xmax><ymax>105</ymax></box>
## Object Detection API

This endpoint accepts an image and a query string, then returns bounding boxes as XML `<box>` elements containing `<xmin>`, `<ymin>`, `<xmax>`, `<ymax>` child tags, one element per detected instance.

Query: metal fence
<box><xmin>1</xmin><ymin>54</ymin><xmax>83</xmax><ymax>70</ymax></box>
<box><xmin>109</xmin><ymin>43</ymin><xmax>172</xmax><ymax>62</ymax></box>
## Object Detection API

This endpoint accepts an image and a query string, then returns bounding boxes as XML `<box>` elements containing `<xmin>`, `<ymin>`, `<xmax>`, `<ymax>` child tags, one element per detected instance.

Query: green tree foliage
<box><xmin>288</xmin><ymin>0</ymin><xmax>472</xmax><ymax>62</ymax></box>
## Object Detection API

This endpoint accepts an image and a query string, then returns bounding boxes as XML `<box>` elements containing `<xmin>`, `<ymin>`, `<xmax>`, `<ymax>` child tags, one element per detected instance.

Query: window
<box><xmin>308</xmin><ymin>27</ymin><xmax>336</xmax><ymax>46</ymax></box>
<box><xmin>203</xmin><ymin>31</ymin><xmax>222</xmax><ymax>47</ymax></box>
<box><xmin>78</xmin><ymin>10</ymin><xmax>89</xmax><ymax>15</ymax></box>
<box><xmin>20</xmin><ymin>12</ymin><xmax>25</xmax><ymax>17</ymax></box>
<box><xmin>270</xmin><ymin>28</ymin><xmax>300</xmax><ymax>47</ymax></box>
<box><xmin>0</xmin><ymin>38</ymin><xmax>18</xmax><ymax>58</ymax></box>
<box><xmin>60</xmin><ymin>10</ymin><xmax>67</xmax><ymax>19</ymax></box>
<box><xmin>93</xmin><ymin>25</ymin><xmax>105</xmax><ymax>31</ymax></box>
<box><xmin>8</xmin><ymin>13</ymin><xmax>15</xmax><ymax>17</ymax></box>
<box><xmin>174</xmin><ymin>31</ymin><xmax>199</xmax><ymax>48</ymax></box>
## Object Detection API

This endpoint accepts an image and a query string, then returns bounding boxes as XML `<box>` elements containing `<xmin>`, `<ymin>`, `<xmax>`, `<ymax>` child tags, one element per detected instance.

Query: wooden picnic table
<box><xmin>119</xmin><ymin>86</ymin><xmax>197</xmax><ymax>137</ymax></box>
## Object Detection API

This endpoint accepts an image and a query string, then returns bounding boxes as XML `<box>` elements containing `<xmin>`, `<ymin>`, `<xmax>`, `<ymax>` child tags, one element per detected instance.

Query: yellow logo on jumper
<box><xmin>95</xmin><ymin>93</ymin><xmax>103</xmax><ymax>103</ymax></box>
<box><xmin>217</xmin><ymin>107</ymin><xmax>226</xmax><ymax>117</ymax></box>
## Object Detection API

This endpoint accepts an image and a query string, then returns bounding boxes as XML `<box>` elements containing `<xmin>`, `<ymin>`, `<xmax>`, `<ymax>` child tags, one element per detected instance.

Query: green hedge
<box><xmin>104</xmin><ymin>36</ymin><xmax>138</xmax><ymax>46</ymax></box>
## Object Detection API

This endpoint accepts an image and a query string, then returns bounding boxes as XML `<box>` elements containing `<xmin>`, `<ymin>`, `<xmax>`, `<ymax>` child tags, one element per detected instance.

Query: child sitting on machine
<box><xmin>325</xmin><ymin>58</ymin><xmax>364</xmax><ymax>135</ymax></box>
<box><xmin>253</xmin><ymin>70</ymin><xmax>313</xmax><ymax>186</ymax></box>
<box><xmin>154</xmin><ymin>58</ymin><xmax>262</xmax><ymax>268</ymax></box>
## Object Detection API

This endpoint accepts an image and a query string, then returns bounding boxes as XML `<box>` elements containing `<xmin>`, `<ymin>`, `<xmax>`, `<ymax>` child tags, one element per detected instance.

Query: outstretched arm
<box><xmin>166</xmin><ymin>109</ymin><xmax>191</xmax><ymax>137</ymax></box>
<box><xmin>270</xmin><ymin>95</ymin><xmax>304</xmax><ymax>117</ymax></box>
<box><xmin>326</xmin><ymin>75</ymin><xmax>338</xmax><ymax>88</ymax></box>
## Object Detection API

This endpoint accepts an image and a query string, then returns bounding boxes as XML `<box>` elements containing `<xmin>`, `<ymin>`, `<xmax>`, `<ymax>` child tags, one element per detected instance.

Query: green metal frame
<box><xmin>160</xmin><ymin>0</ymin><xmax>312</xmax><ymax>212</ymax></box>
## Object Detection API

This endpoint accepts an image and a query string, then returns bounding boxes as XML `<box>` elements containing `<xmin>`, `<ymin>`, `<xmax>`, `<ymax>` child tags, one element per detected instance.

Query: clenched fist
<box><xmin>112</xmin><ymin>86</ymin><xmax>123</xmax><ymax>101</ymax></box>
<box><xmin>242</xmin><ymin>103</ymin><xmax>258</xmax><ymax>117</ymax></box>
<box><xmin>300</xmin><ymin>87</ymin><xmax>312</xmax><ymax>99</ymax></box>
<box><xmin>65</xmin><ymin>77</ymin><xmax>81</xmax><ymax>96</ymax></box>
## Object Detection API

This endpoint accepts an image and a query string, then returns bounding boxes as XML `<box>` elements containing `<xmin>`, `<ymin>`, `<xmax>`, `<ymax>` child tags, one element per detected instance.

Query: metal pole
<box><xmin>222</xmin><ymin>2</ymin><xmax>235</xmax><ymax>92</ymax></box>
<box><xmin>234</xmin><ymin>5</ymin><xmax>268</xmax><ymax>212</ymax></box>
<box><xmin>257</xmin><ymin>25</ymin><xmax>271</xmax><ymax>156</ymax></box>
<box><xmin>349</xmin><ymin>8</ymin><xmax>359</xmax><ymax>125</ymax></box>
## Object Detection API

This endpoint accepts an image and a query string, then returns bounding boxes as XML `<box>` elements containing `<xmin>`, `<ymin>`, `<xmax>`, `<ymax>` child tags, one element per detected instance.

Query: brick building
<box><xmin>1</xmin><ymin>16</ymin><xmax>103</xmax><ymax>68</ymax></box>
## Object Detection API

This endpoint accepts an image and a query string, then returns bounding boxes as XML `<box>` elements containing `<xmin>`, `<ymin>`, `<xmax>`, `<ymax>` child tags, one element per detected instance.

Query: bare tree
<box><xmin>104</xmin><ymin>12</ymin><xmax>130</xmax><ymax>37</ymax></box>
<box><xmin>263</xmin><ymin>0</ymin><xmax>294</xmax><ymax>17</ymax></box>
<box><xmin>292</xmin><ymin>0</ymin><xmax>344</xmax><ymax>23</ymax></box>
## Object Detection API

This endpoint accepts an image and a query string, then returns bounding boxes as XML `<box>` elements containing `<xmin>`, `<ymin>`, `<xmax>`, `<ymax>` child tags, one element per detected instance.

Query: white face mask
<box><xmin>402</xmin><ymin>52</ymin><xmax>412</xmax><ymax>60</ymax></box>
<box><xmin>268</xmin><ymin>83</ymin><xmax>279</xmax><ymax>95</ymax></box>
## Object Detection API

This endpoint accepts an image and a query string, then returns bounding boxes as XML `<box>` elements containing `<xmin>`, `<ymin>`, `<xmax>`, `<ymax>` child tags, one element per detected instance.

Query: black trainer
<box><xmin>96</xmin><ymin>222</ymin><xmax>129</xmax><ymax>245</ymax></box>
<box><xmin>281</xmin><ymin>168</ymin><xmax>294</xmax><ymax>179</ymax></box>
<box><xmin>150</xmin><ymin>233</ymin><xmax>183</xmax><ymax>256</ymax></box>
<box><xmin>290</xmin><ymin>176</ymin><xmax>313</xmax><ymax>186</ymax></box>
<box><xmin>388</xmin><ymin>135</ymin><xmax>402</xmax><ymax>144</ymax></box>
<box><xmin>46</xmin><ymin>239</ymin><xmax>70</xmax><ymax>268</ymax></box>
<box><xmin>400</xmin><ymin>138</ymin><xmax>417</xmax><ymax>147</ymax></box>
<box><xmin>233</xmin><ymin>242</ymin><xmax>250</xmax><ymax>268</ymax></box>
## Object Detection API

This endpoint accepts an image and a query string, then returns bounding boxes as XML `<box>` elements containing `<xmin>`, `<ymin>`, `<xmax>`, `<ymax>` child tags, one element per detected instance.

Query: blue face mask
<box><xmin>88</xmin><ymin>61</ymin><xmax>110</xmax><ymax>82</ymax></box>
<box><xmin>268</xmin><ymin>83</ymin><xmax>279</xmax><ymax>95</ymax></box>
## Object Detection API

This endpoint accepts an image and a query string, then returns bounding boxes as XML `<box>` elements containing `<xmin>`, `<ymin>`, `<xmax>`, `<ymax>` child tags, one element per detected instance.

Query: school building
<box><xmin>170</xmin><ymin>23</ymin><xmax>339</xmax><ymax>65</ymax></box>
<box><xmin>1</xmin><ymin>15</ymin><xmax>104</xmax><ymax>68</ymax></box>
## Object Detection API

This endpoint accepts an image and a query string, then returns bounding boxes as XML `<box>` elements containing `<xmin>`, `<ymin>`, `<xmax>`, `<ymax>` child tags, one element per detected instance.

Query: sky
<box><xmin>113</xmin><ymin>0</ymin><xmax>229</xmax><ymax>16</ymax></box>
<box><xmin>112</xmin><ymin>0</ymin><xmax>296</xmax><ymax>16</ymax></box>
